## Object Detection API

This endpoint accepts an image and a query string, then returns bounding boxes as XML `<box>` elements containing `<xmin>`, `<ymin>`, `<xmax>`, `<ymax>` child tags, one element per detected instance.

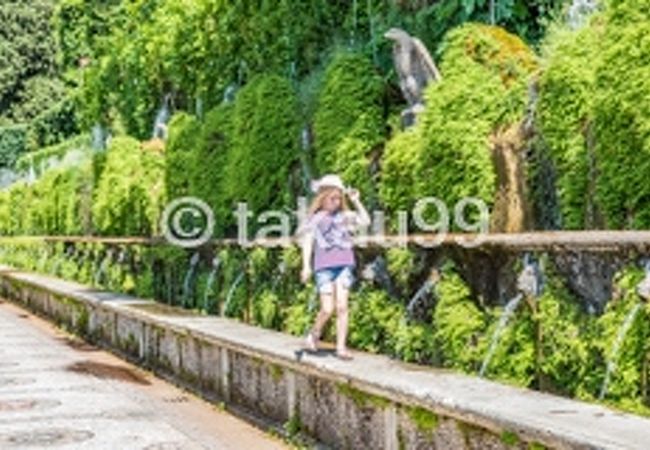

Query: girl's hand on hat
<box><xmin>347</xmin><ymin>188</ymin><xmax>360</xmax><ymax>202</ymax></box>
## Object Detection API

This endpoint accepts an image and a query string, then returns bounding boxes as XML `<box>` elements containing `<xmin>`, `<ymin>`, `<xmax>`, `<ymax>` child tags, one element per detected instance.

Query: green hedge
<box><xmin>592</xmin><ymin>0</ymin><xmax>650</xmax><ymax>229</ymax></box>
<box><xmin>92</xmin><ymin>136</ymin><xmax>166</xmax><ymax>236</ymax></box>
<box><xmin>0</xmin><ymin>161</ymin><xmax>94</xmax><ymax>236</ymax></box>
<box><xmin>222</xmin><ymin>74</ymin><xmax>301</xmax><ymax>234</ymax></box>
<box><xmin>313</xmin><ymin>52</ymin><xmax>385</xmax><ymax>203</ymax></box>
<box><xmin>536</xmin><ymin>22</ymin><xmax>601</xmax><ymax>229</ymax></box>
<box><xmin>191</xmin><ymin>103</ymin><xmax>234</xmax><ymax>235</ymax></box>
<box><xmin>164</xmin><ymin>103</ymin><xmax>234</xmax><ymax>237</ymax></box>
<box><xmin>164</xmin><ymin>75</ymin><xmax>300</xmax><ymax>238</ymax></box>
<box><xmin>164</xmin><ymin>112</ymin><xmax>202</xmax><ymax>201</ymax></box>
<box><xmin>536</xmin><ymin>1</ymin><xmax>650</xmax><ymax>230</ymax></box>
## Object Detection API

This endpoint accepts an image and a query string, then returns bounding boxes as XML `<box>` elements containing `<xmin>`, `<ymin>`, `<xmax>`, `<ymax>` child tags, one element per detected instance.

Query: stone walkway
<box><xmin>0</xmin><ymin>299</ymin><xmax>288</xmax><ymax>450</ymax></box>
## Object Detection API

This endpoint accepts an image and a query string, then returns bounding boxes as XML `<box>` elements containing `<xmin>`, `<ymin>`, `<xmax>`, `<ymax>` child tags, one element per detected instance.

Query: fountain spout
<box><xmin>407</xmin><ymin>268</ymin><xmax>440</xmax><ymax>318</ymax></box>
<box><xmin>479</xmin><ymin>257</ymin><xmax>544</xmax><ymax>377</ymax></box>
<box><xmin>636</xmin><ymin>262</ymin><xmax>650</xmax><ymax>301</ymax></box>
<box><xmin>517</xmin><ymin>255</ymin><xmax>543</xmax><ymax>299</ymax></box>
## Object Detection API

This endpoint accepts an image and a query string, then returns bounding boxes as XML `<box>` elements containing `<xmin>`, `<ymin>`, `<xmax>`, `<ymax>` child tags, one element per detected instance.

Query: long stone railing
<box><xmin>1</xmin><ymin>264</ymin><xmax>650</xmax><ymax>449</ymax></box>
<box><xmin>2</xmin><ymin>230</ymin><xmax>650</xmax><ymax>251</ymax></box>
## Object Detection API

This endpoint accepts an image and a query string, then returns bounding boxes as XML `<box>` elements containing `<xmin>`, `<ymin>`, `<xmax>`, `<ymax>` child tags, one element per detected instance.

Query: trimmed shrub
<box><xmin>29</xmin><ymin>162</ymin><xmax>94</xmax><ymax>235</ymax></box>
<box><xmin>164</xmin><ymin>104</ymin><xmax>235</xmax><ymax>237</ymax></box>
<box><xmin>164</xmin><ymin>112</ymin><xmax>202</xmax><ymax>201</ymax></box>
<box><xmin>536</xmin><ymin>2</ymin><xmax>650</xmax><ymax>230</ymax></box>
<box><xmin>592</xmin><ymin>1</ymin><xmax>650</xmax><ymax>229</ymax></box>
<box><xmin>536</xmin><ymin>21</ymin><xmax>602</xmax><ymax>229</ymax></box>
<box><xmin>191</xmin><ymin>103</ymin><xmax>234</xmax><ymax>236</ymax></box>
<box><xmin>92</xmin><ymin>136</ymin><xmax>166</xmax><ymax>236</ymax></box>
<box><xmin>221</xmin><ymin>74</ymin><xmax>301</xmax><ymax>234</ymax></box>
<box><xmin>313</xmin><ymin>52</ymin><xmax>385</xmax><ymax>202</ymax></box>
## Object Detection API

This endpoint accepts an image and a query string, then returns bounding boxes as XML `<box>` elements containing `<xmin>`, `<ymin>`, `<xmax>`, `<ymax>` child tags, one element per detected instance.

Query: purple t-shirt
<box><xmin>306</xmin><ymin>210</ymin><xmax>356</xmax><ymax>271</ymax></box>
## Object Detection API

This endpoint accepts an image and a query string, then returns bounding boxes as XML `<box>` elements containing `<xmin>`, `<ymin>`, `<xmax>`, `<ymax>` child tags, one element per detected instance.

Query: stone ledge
<box><xmin>1</xmin><ymin>265</ymin><xmax>649</xmax><ymax>450</ymax></box>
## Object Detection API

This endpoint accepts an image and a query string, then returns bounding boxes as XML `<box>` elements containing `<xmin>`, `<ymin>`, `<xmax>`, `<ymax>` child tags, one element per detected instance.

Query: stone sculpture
<box><xmin>384</xmin><ymin>28</ymin><xmax>442</xmax><ymax>126</ymax></box>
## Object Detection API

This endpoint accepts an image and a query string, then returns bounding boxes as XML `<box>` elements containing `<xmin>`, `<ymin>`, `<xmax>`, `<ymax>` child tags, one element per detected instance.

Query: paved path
<box><xmin>0</xmin><ymin>299</ymin><xmax>289</xmax><ymax>450</ymax></box>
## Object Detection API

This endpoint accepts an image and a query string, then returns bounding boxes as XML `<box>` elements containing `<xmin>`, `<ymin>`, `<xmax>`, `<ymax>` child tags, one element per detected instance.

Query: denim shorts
<box><xmin>314</xmin><ymin>265</ymin><xmax>355</xmax><ymax>294</ymax></box>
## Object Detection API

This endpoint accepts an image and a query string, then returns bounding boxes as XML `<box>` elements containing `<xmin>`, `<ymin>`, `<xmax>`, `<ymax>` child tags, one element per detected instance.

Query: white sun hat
<box><xmin>310</xmin><ymin>174</ymin><xmax>347</xmax><ymax>194</ymax></box>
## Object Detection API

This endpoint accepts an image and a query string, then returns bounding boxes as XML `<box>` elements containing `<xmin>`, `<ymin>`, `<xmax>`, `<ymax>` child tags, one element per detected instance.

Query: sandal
<box><xmin>336</xmin><ymin>350</ymin><xmax>354</xmax><ymax>361</ymax></box>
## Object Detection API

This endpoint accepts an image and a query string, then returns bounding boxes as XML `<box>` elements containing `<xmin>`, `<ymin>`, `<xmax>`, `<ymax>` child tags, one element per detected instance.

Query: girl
<box><xmin>298</xmin><ymin>174</ymin><xmax>370</xmax><ymax>360</ymax></box>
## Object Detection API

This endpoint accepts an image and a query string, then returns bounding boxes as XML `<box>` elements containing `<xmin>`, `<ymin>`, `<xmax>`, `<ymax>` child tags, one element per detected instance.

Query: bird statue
<box><xmin>384</xmin><ymin>28</ymin><xmax>442</xmax><ymax>127</ymax></box>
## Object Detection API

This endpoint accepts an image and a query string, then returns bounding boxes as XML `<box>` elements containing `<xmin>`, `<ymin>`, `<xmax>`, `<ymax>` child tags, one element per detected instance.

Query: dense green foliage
<box><xmin>592</xmin><ymin>0</ymin><xmax>650</xmax><ymax>229</ymax></box>
<box><xmin>0</xmin><ymin>0</ymin><xmax>80</xmax><ymax>161</ymax></box>
<box><xmin>536</xmin><ymin>0</ymin><xmax>650</xmax><ymax>229</ymax></box>
<box><xmin>166</xmin><ymin>75</ymin><xmax>302</xmax><ymax>236</ymax></box>
<box><xmin>14</xmin><ymin>134</ymin><xmax>90</xmax><ymax>177</ymax></box>
<box><xmin>92</xmin><ymin>136</ymin><xmax>166</xmax><ymax>236</ymax></box>
<box><xmin>55</xmin><ymin>0</ymin><xmax>124</xmax><ymax>71</ymax></box>
<box><xmin>224</xmin><ymin>75</ymin><xmax>301</xmax><ymax>227</ymax></box>
<box><xmin>0</xmin><ymin>161</ymin><xmax>94</xmax><ymax>236</ymax></box>
<box><xmin>164</xmin><ymin>112</ymin><xmax>202</xmax><ymax>201</ymax></box>
<box><xmin>191</xmin><ymin>104</ymin><xmax>234</xmax><ymax>234</ymax></box>
<box><xmin>71</xmin><ymin>0</ymin><xmax>562</xmax><ymax>140</ymax></box>
<box><xmin>536</xmin><ymin>22</ymin><xmax>600</xmax><ymax>229</ymax></box>
<box><xmin>313</xmin><ymin>52</ymin><xmax>385</xmax><ymax>203</ymax></box>
<box><xmin>0</xmin><ymin>0</ymin><xmax>58</xmax><ymax>120</ymax></box>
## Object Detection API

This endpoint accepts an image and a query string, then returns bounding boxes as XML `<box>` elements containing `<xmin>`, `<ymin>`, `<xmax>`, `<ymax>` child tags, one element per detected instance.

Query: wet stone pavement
<box><xmin>0</xmin><ymin>299</ymin><xmax>288</xmax><ymax>450</ymax></box>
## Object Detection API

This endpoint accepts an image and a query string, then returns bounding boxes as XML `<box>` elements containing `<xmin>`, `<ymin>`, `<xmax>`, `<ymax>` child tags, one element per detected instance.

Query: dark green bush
<box><xmin>0</xmin><ymin>125</ymin><xmax>28</xmax><ymax>169</ymax></box>
<box><xmin>313</xmin><ymin>52</ymin><xmax>385</xmax><ymax>202</ymax></box>
<box><xmin>0</xmin><ymin>0</ymin><xmax>58</xmax><ymax>118</ymax></box>
<box><xmin>55</xmin><ymin>0</ymin><xmax>124</xmax><ymax>70</ymax></box>
<box><xmin>221</xmin><ymin>74</ymin><xmax>301</xmax><ymax>234</ymax></box>
<box><xmin>27</xmin><ymin>97</ymin><xmax>80</xmax><ymax>150</ymax></box>
<box><xmin>191</xmin><ymin>103</ymin><xmax>234</xmax><ymax>236</ymax></box>
<box><xmin>165</xmin><ymin>112</ymin><xmax>202</xmax><ymax>201</ymax></box>
<box><xmin>164</xmin><ymin>104</ymin><xmax>234</xmax><ymax>237</ymax></box>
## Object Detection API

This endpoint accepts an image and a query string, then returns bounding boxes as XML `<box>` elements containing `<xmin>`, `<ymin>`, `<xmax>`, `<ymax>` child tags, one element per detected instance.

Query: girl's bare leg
<box><xmin>335</xmin><ymin>280</ymin><xmax>352</xmax><ymax>358</ymax></box>
<box><xmin>308</xmin><ymin>287</ymin><xmax>335</xmax><ymax>347</ymax></box>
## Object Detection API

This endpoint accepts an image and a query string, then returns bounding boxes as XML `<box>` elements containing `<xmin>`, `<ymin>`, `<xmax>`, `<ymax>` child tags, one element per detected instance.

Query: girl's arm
<box><xmin>347</xmin><ymin>189</ymin><xmax>371</xmax><ymax>228</ymax></box>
